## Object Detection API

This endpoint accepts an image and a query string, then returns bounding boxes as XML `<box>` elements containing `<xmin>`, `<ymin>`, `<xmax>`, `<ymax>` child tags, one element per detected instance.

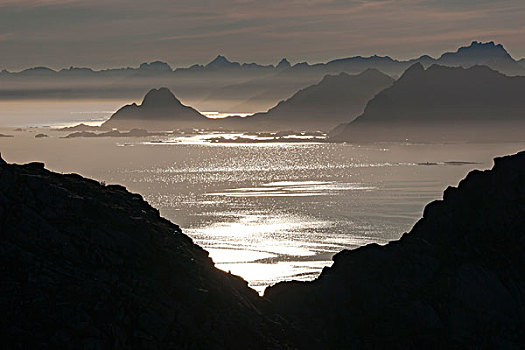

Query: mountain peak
<box><xmin>139</xmin><ymin>61</ymin><xmax>172</xmax><ymax>72</ymax></box>
<box><xmin>141</xmin><ymin>87</ymin><xmax>182</xmax><ymax>108</ymax></box>
<box><xmin>276</xmin><ymin>58</ymin><xmax>291</xmax><ymax>70</ymax></box>
<box><xmin>439</xmin><ymin>41</ymin><xmax>512</xmax><ymax>62</ymax></box>
<box><xmin>206</xmin><ymin>55</ymin><xmax>240</xmax><ymax>69</ymax></box>
<box><xmin>399</xmin><ymin>62</ymin><xmax>425</xmax><ymax>80</ymax></box>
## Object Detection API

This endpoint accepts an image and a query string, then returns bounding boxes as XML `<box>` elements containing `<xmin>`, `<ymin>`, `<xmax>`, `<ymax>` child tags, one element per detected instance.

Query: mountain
<box><xmin>319</xmin><ymin>55</ymin><xmax>406</xmax><ymax>76</ymax></box>
<box><xmin>1</xmin><ymin>41</ymin><xmax>523</xmax><ymax>114</ymax></box>
<box><xmin>0</xmin><ymin>156</ymin><xmax>290</xmax><ymax>348</ymax></box>
<box><xmin>519</xmin><ymin>58</ymin><xmax>525</xmax><ymax>68</ymax></box>
<box><xmin>138</xmin><ymin>61</ymin><xmax>173</xmax><ymax>72</ymax></box>
<box><xmin>435</xmin><ymin>41</ymin><xmax>524</xmax><ymax>75</ymax></box>
<box><xmin>266</xmin><ymin>150</ymin><xmax>525</xmax><ymax>348</ymax></box>
<box><xmin>276</xmin><ymin>58</ymin><xmax>292</xmax><ymax>71</ymax></box>
<box><xmin>276</xmin><ymin>41</ymin><xmax>524</xmax><ymax>78</ymax></box>
<box><xmin>330</xmin><ymin>63</ymin><xmax>525</xmax><ymax>142</ymax></box>
<box><xmin>101</xmin><ymin>87</ymin><xmax>209</xmax><ymax>130</ymax></box>
<box><xmin>3</xmin><ymin>150</ymin><xmax>525</xmax><ymax>348</ymax></box>
<box><xmin>205</xmin><ymin>55</ymin><xmax>242</xmax><ymax>70</ymax></box>
<box><xmin>179</xmin><ymin>55</ymin><xmax>275</xmax><ymax>74</ymax></box>
<box><xmin>222</xmin><ymin>69</ymin><xmax>394</xmax><ymax>131</ymax></box>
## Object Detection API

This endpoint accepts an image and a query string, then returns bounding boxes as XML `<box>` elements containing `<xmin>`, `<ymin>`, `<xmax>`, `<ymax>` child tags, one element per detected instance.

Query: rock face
<box><xmin>221</xmin><ymin>69</ymin><xmax>394</xmax><ymax>131</ymax></box>
<box><xmin>266</xmin><ymin>150</ymin><xmax>525</xmax><ymax>348</ymax></box>
<box><xmin>101</xmin><ymin>88</ymin><xmax>209</xmax><ymax>130</ymax></box>
<box><xmin>331</xmin><ymin>64</ymin><xmax>525</xmax><ymax>142</ymax></box>
<box><xmin>0</xmin><ymin>158</ymin><xmax>289</xmax><ymax>349</ymax></box>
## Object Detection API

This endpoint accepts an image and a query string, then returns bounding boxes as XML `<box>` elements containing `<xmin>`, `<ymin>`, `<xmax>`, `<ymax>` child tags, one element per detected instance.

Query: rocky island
<box><xmin>101</xmin><ymin>88</ymin><xmax>211</xmax><ymax>131</ymax></box>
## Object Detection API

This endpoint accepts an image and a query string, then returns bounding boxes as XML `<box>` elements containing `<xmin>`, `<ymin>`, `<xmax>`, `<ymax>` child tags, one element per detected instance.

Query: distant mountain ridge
<box><xmin>101</xmin><ymin>68</ymin><xmax>394</xmax><ymax>132</ymax></box>
<box><xmin>2</xmin><ymin>41</ymin><xmax>523</xmax><ymax>76</ymax></box>
<box><xmin>220</xmin><ymin>69</ymin><xmax>394</xmax><ymax>131</ymax></box>
<box><xmin>330</xmin><ymin>63</ymin><xmax>525</xmax><ymax>142</ymax></box>
<box><xmin>2</xmin><ymin>41</ymin><xmax>524</xmax><ymax>115</ymax></box>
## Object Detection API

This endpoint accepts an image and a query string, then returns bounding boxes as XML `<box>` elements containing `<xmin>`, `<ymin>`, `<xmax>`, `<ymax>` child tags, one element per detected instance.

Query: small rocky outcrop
<box><xmin>0</xmin><ymin>156</ymin><xmax>290</xmax><ymax>349</ymax></box>
<box><xmin>266</xmin><ymin>150</ymin><xmax>525</xmax><ymax>348</ymax></box>
<box><xmin>64</xmin><ymin>128</ymin><xmax>165</xmax><ymax>138</ymax></box>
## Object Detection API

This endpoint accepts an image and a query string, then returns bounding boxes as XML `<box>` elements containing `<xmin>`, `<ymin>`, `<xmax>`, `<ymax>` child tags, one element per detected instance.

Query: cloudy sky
<box><xmin>1</xmin><ymin>0</ymin><xmax>524</xmax><ymax>70</ymax></box>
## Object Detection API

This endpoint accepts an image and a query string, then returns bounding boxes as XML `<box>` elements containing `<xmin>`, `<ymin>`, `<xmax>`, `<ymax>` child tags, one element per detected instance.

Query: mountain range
<box><xmin>99</xmin><ymin>60</ymin><xmax>525</xmax><ymax>137</ymax></box>
<box><xmin>330</xmin><ymin>63</ymin><xmax>525</xmax><ymax>142</ymax></box>
<box><xmin>221</xmin><ymin>69</ymin><xmax>394</xmax><ymax>131</ymax></box>
<box><xmin>99</xmin><ymin>69</ymin><xmax>394</xmax><ymax>131</ymax></box>
<box><xmin>2</xmin><ymin>41</ymin><xmax>522</xmax><ymax>77</ymax></box>
<box><xmin>1</xmin><ymin>41</ymin><xmax>524</xmax><ymax>114</ymax></box>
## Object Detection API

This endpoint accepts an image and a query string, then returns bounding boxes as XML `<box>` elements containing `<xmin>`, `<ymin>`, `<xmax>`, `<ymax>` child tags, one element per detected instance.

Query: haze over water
<box><xmin>3</xmin><ymin>128</ymin><xmax>523</xmax><ymax>293</ymax></box>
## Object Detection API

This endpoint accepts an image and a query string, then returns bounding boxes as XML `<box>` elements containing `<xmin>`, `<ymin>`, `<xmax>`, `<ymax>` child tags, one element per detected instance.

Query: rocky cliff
<box><xmin>266</xmin><ymin>150</ymin><xmax>525</xmax><ymax>348</ymax></box>
<box><xmin>2</xmin><ymin>149</ymin><xmax>525</xmax><ymax>348</ymax></box>
<box><xmin>0</xmin><ymin>156</ymin><xmax>290</xmax><ymax>349</ymax></box>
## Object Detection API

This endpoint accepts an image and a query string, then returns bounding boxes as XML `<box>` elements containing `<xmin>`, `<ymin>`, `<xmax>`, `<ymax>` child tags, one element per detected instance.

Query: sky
<box><xmin>1</xmin><ymin>0</ymin><xmax>525</xmax><ymax>70</ymax></box>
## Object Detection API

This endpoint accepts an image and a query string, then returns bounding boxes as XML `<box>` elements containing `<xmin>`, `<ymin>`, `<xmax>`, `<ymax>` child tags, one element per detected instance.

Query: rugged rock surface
<box><xmin>2</xmin><ymin>149</ymin><xmax>525</xmax><ymax>348</ymax></box>
<box><xmin>266</xmin><ymin>150</ymin><xmax>525</xmax><ymax>348</ymax></box>
<box><xmin>0</xmin><ymin>156</ymin><xmax>290</xmax><ymax>349</ymax></box>
<box><xmin>331</xmin><ymin>64</ymin><xmax>525</xmax><ymax>142</ymax></box>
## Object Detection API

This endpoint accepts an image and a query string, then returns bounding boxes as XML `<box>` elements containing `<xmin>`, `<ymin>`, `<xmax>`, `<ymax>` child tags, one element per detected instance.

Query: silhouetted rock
<box><xmin>0</xmin><ymin>156</ymin><xmax>290</xmax><ymax>349</ymax></box>
<box><xmin>266</xmin><ymin>150</ymin><xmax>525</xmax><ymax>349</ymax></box>
<box><xmin>222</xmin><ymin>69</ymin><xmax>394</xmax><ymax>131</ymax></box>
<box><xmin>58</xmin><ymin>123</ymin><xmax>101</xmax><ymax>132</ymax></box>
<box><xmin>34</xmin><ymin>133</ymin><xmax>48</xmax><ymax>138</ymax></box>
<box><xmin>436</xmin><ymin>41</ymin><xmax>524</xmax><ymax>75</ymax></box>
<box><xmin>331</xmin><ymin>64</ymin><xmax>525</xmax><ymax>142</ymax></box>
<box><xmin>64</xmin><ymin>128</ymin><xmax>166</xmax><ymax>138</ymax></box>
<box><xmin>101</xmin><ymin>88</ymin><xmax>209</xmax><ymax>130</ymax></box>
<box><xmin>0</xmin><ymin>133</ymin><xmax>13</xmax><ymax>138</ymax></box>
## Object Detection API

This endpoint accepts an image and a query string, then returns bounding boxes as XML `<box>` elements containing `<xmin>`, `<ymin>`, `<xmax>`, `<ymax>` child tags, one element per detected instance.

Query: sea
<box><xmin>1</xmin><ymin>107</ymin><xmax>524</xmax><ymax>294</ymax></box>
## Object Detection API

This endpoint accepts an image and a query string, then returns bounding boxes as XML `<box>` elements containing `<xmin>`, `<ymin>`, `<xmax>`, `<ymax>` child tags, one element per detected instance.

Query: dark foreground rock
<box><xmin>0</xmin><ymin>156</ymin><xmax>291</xmax><ymax>349</ymax></box>
<box><xmin>266</xmin><ymin>150</ymin><xmax>525</xmax><ymax>348</ymax></box>
<box><xmin>1</xmin><ymin>150</ymin><xmax>525</xmax><ymax>349</ymax></box>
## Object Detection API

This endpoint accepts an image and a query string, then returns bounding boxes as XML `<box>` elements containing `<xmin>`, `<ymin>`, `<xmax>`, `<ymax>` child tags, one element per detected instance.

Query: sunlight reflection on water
<box><xmin>3</xmin><ymin>123</ymin><xmax>523</xmax><ymax>296</ymax></box>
